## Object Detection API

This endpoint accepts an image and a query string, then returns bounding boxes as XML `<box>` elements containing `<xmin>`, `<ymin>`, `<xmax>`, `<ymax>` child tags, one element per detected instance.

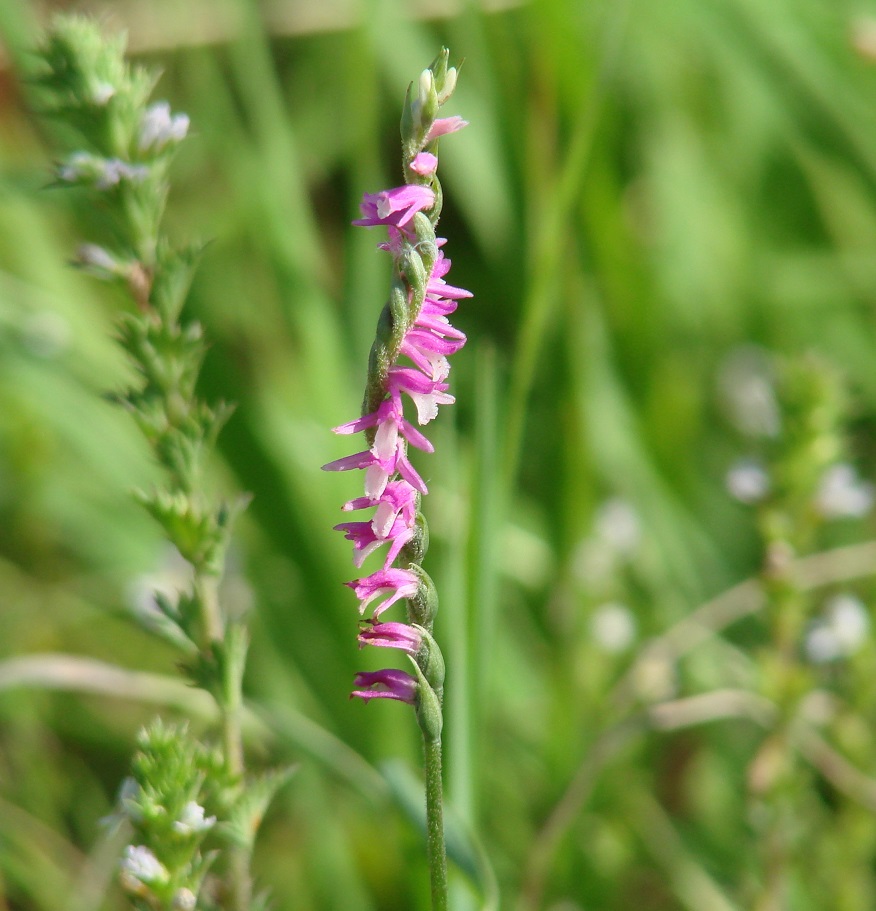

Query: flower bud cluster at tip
<box><xmin>322</xmin><ymin>50</ymin><xmax>468</xmax><ymax>731</ymax></box>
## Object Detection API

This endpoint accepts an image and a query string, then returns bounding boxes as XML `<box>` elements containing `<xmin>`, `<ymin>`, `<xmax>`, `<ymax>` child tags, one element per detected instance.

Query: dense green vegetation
<box><xmin>3</xmin><ymin>0</ymin><xmax>876</xmax><ymax>907</ymax></box>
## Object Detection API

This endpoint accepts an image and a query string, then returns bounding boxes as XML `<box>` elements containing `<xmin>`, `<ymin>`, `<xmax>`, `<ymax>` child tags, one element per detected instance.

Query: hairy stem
<box><xmin>424</xmin><ymin>735</ymin><xmax>448</xmax><ymax>911</ymax></box>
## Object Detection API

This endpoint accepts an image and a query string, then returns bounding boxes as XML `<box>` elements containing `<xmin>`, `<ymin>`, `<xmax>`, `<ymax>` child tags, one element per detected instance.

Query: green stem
<box><xmin>424</xmin><ymin>735</ymin><xmax>448</xmax><ymax>911</ymax></box>
<box><xmin>194</xmin><ymin>572</ymin><xmax>251</xmax><ymax>910</ymax></box>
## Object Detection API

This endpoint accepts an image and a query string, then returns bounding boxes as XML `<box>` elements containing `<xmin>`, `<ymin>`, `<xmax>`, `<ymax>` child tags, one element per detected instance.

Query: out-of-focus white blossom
<box><xmin>814</xmin><ymin>463</ymin><xmax>874</xmax><ymax>519</ymax></box>
<box><xmin>120</xmin><ymin>845</ymin><xmax>168</xmax><ymax>885</ymax></box>
<box><xmin>805</xmin><ymin>593</ymin><xmax>870</xmax><ymax>664</ymax></box>
<box><xmin>717</xmin><ymin>346</ymin><xmax>780</xmax><ymax>438</ymax></box>
<box><xmin>726</xmin><ymin>458</ymin><xmax>770</xmax><ymax>504</ymax></box>
<box><xmin>173</xmin><ymin>889</ymin><xmax>197</xmax><ymax>911</ymax></box>
<box><xmin>173</xmin><ymin>801</ymin><xmax>216</xmax><ymax>835</ymax></box>
<box><xmin>139</xmin><ymin>101</ymin><xmax>190</xmax><ymax>153</ymax></box>
<box><xmin>594</xmin><ymin>498</ymin><xmax>641</xmax><ymax>556</ymax></box>
<box><xmin>590</xmin><ymin>602</ymin><xmax>637</xmax><ymax>654</ymax></box>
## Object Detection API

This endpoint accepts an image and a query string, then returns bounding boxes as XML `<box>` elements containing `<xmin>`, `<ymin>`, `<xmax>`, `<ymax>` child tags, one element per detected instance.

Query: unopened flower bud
<box><xmin>436</xmin><ymin>67</ymin><xmax>457</xmax><ymax>104</ymax></box>
<box><xmin>415</xmin><ymin>68</ymin><xmax>438</xmax><ymax>133</ymax></box>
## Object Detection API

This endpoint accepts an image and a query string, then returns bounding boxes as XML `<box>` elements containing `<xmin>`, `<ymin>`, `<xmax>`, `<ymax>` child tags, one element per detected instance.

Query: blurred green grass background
<box><xmin>3</xmin><ymin>0</ymin><xmax>876</xmax><ymax>908</ymax></box>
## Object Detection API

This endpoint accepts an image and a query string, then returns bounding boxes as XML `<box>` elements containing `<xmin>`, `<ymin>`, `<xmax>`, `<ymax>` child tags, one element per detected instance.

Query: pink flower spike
<box><xmin>346</xmin><ymin>568</ymin><xmax>420</xmax><ymax>617</ymax></box>
<box><xmin>351</xmin><ymin>668</ymin><xmax>419</xmax><ymax>704</ymax></box>
<box><xmin>353</xmin><ymin>185</ymin><xmax>435</xmax><ymax>229</ymax></box>
<box><xmin>425</xmin><ymin>116</ymin><xmax>469</xmax><ymax>142</ymax></box>
<box><xmin>409</xmin><ymin>152</ymin><xmax>438</xmax><ymax>176</ymax></box>
<box><xmin>358</xmin><ymin>620</ymin><xmax>423</xmax><ymax>654</ymax></box>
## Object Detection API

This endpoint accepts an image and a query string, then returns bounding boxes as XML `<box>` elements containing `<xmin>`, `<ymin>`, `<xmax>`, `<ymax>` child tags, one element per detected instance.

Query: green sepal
<box><xmin>117</xmin><ymin>312</ymin><xmax>207</xmax><ymax>401</ymax></box>
<box><xmin>400</xmin><ymin>511</ymin><xmax>430</xmax><ymax>566</ymax></box>
<box><xmin>413</xmin><ymin>625</ymin><xmax>445</xmax><ymax>694</ymax></box>
<box><xmin>218</xmin><ymin>766</ymin><xmax>296</xmax><ymax>852</ymax></box>
<box><xmin>401</xmin><ymin>246</ymin><xmax>427</xmax><ymax>316</ymax></box>
<box><xmin>406</xmin><ymin>563</ymin><xmax>439</xmax><ymax>627</ymax></box>
<box><xmin>410</xmin><ymin>658</ymin><xmax>443</xmax><ymax>743</ymax></box>
<box><xmin>151</xmin><ymin>241</ymin><xmax>207</xmax><ymax>324</ymax></box>
<box><xmin>400</xmin><ymin>81</ymin><xmax>416</xmax><ymax>152</ymax></box>
<box><xmin>134</xmin><ymin>488</ymin><xmax>213</xmax><ymax>563</ymax></box>
<box><xmin>138</xmin><ymin>589</ymin><xmax>199</xmax><ymax>655</ymax></box>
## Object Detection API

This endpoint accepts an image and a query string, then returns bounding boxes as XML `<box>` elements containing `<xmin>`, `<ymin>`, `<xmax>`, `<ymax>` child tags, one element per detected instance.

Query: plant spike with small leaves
<box><xmin>34</xmin><ymin>16</ymin><xmax>289</xmax><ymax>911</ymax></box>
<box><xmin>323</xmin><ymin>49</ymin><xmax>469</xmax><ymax>911</ymax></box>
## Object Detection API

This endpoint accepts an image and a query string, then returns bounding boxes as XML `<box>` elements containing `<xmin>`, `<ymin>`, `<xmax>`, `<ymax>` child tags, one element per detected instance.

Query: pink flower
<box><xmin>358</xmin><ymin>620</ymin><xmax>423</xmax><ymax>654</ymax></box>
<box><xmin>401</xmin><ymin>324</ymin><xmax>467</xmax><ymax>381</ymax></box>
<box><xmin>409</xmin><ymin>152</ymin><xmax>438</xmax><ymax>176</ymax></box>
<box><xmin>334</xmin><ymin>514</ymin><xmax>415</xmax><ymax>569</ymax></box>
<box><xmin>388</xmin><ymin>366</ymin><xmax>455</xmax><ymax>425</ymax></box>
<box><xmin>345</xmin><ymin>568</ymin><xmax>420</xmax><ymax>618</ymax></box>
<box><xmin>353</xmin><ymin>185</ymin><xmax>435</xmax><ymax>229</ymax></box>
<box><xmin>351</xmin><ymin>668</ymin><xmax>419</xmax><ymax>704</ymax></box>
<box><xmin>425</xmin><ymin>116</ymin><xmax>469</xmax><ymax>142</ymax></box>
<box><xmin>343</xmin><ymin>479</ymin><xmax>419</xmax><ymax>538</ymax></box>
<box><xmin>322</xmin><ymin>437</ymin><xmax>426</xmax><ymax>498</ymax></box>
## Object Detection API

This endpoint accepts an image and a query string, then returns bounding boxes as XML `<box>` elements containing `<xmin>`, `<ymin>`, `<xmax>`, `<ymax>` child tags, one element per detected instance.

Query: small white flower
<box><xmin>58</xmin><ymin>152</ymin><xmax>149</xmax><ymax>189</ymax></box>
<box><xmin>58</xmin><ymin>150</ymin><xmax>96</xmax><ymax>183</ymax></box>
<box><xmin>590</xmin><ymin>602</ymin><xmax>637</xmax><ymax>654</ymax></box>
<box><xmin>726</xmin><ymin>458</ymin><xmax>770</xmax><ymax>504</ymax></box>
<box><xmin>815</xmin><ymin>464</ymin><xmax>874</xmax><ymax>519</ymax></box>
<box><xmin>139</xmin><ymin>101</ymin><xmax>190</xmax><ymax>153</ymax></box>
<box><xmin>173</xmin><ymin>800</ymin><xmax>216</xmax><ymax>835</ymax></box>
<box><xmin>121</xmin><ymin>845</ymin><xmax>168</xmax><ymax>885</ymax></box>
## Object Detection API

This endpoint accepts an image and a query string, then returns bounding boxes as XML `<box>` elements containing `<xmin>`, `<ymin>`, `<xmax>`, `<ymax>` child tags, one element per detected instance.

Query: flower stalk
<box><xmin>323</xmin><ymin>48</ymin><xmax>469</xmax><ymax>908</ymax></box>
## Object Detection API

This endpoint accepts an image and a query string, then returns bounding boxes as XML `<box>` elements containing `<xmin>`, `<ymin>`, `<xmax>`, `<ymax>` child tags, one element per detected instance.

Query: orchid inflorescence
<box><xmin>323</xmin><ymin>50</ymin><xmax>469</xmax><ymax>741</ymax></box>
